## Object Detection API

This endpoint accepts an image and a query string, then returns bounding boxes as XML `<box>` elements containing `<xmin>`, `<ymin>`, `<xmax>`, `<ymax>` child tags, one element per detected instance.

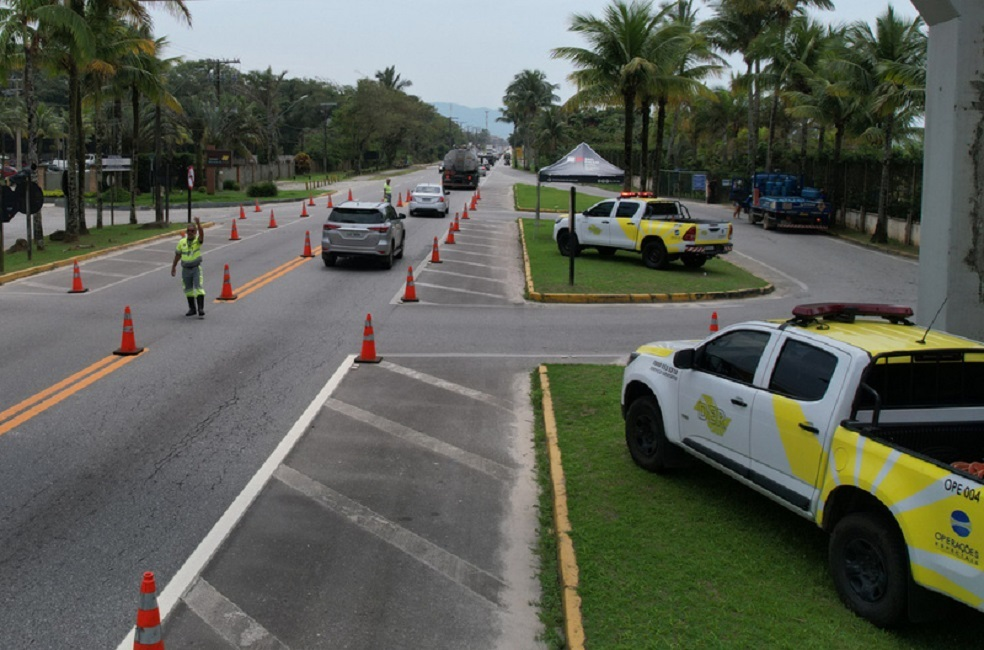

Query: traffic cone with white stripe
<box><xmin>68</xmin><ymin>260</ymin><xmax>88</xmax><ymax>293</ymax></box>
<box><xmin>347</xmin><ymin>188</ymin><xmax>353</xmax><ymax>201</ymax></box>
<box><xmin>268</xmin><ymin>209</ymin><xmax>278</xmax><ymax>228</ymax></box>
<box><xmin>217</xmin><ymin>264</ymin><xmax>237</xmax><ymax>301</ymax></box>
<box><xmin>327</xmin><ymin>194</ymin><xmax>334</xmax><ymax>208</ymax></box>
<box><xmin>114</xmin><ymin>306</ymin><xmax>144</xmax><ymax>356</ymax></box>
<box><xmin>453</xmin><ymin>214</ymin><xmax>460</xmax><ymax>232</ymax></box>
<box><xmin>300</xmin><ymin>201</ymin><xmax>309</xmax><ymax>217</ymax></box>
<box><xmin>229</xmin><ymin>220</ymin><xmax>241</xmax><ymax>241</ymax></box>
<box><xmin>470</xmin><ymin>194</ymin><xmax>477</xmax><ymax>211</ymax></box>
<box><xmin>239</xmin><ymin>204</ymin><xmax>246</xmax><ymax>219</ymax></box>
<box><xmin>431</xmin><ymin>237</ymin><xmax>442</xmax><ymax>264</ymax></box>
<box><xmin>133</xmin><ymin>571</ymin><xmax>164</xmax><ymax>650</ymax></box>
<box><xmin>356</xmin><ymin>313</ymin><xmax>381</xmax><ymax>363</ymax></box>
<box><xmin>300</xmin><ymin>231</ymin><xmax>314</xmax><ymax>258</ymax></box>
<box><xmin>710</xmin><ymin>312</ymin><xmax>719</xmax><ymax>333</ymax></box>
<box><xmin>445</xmin><ymin>224</ymin><xmax>456</xmax><ymax>245</ymax></box>
<box><xmin>254</xmin><ymin>199</ymin><xmax>261</xmax><ymax>213</ymax></box>
<box><xmin>401</xmin><ymin>266</ymin><xmax>419</xmax><ymax>302</ymax></box>
<box><xmin>308</xmin><ymin>194</ymin><xmax>315</xmax><ymax>206</ymax></box>
<box><xmin>462</xmin><ymin>203</ymin><xmax>469</xmax><ymax>220</ymax></box>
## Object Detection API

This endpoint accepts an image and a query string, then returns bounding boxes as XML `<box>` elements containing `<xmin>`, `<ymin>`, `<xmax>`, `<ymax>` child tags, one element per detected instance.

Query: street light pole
<box><xmin>320</xmin><ymin>103</ymin><xmax>337</xmax><ymax>176</ymax></box>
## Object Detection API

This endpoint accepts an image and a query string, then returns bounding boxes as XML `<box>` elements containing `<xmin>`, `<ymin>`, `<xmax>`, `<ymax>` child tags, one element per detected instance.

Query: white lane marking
<box><xmin>184</xmin><ymin>579</ymin><xmax>290</xmax><ymax>650</ymax></box>
<box><xmin>323</xmin><ymin>397</ymin><xmax>516</xmax><ymax>482</ymax></box>
<box><xmin>414</xmin><ymin>282</ymin><xmax>507</xmax><ymax>299</ymax></box>
<box><xmin>424</xmin><ymin>268</ymin><xmax>509</xmax><ymax>284</ymax></box>
<box><xmin>115</xmin><ymin>355</ymin><xmax>357</xmax><ymax>650</ymax></box>
<box><xmin>731</xmin><ymin>250</ymin><xmax>809</xmax><ymax>292</ymax></box>
<box><xmin>379</xmin><ymin>360</ymin><xmax>513</xmax><ymax>410</ymax></box>
<box><xmin>429</xmin><ymin>258</ymin><xmax>496</xmax><ymax>270</ymax></box>
<box><xmin>275</xmin><ymin>464</ymin><xmax>507</xmax><ymax>607</ymax></box>
<box><xmin>437</xmin><ymin>249</ymin><xmax>498</xmax><ymax>259</ymax></box>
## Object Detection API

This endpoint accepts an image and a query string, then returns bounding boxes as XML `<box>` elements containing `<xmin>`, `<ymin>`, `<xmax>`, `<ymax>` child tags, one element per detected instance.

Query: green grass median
<box><xmin>520</xmin><ymin>218</ymin><xmax>769</xmax><ymax>297</ymax></box>
<box><xmin>533</xmin><ymin>364</ymin><xmax>984</xmax><ymax>649</ymax></box>
<box><xmin>514</xmin><ymin>184</ymin><xmax>608</xmax><ymax>213</ymax></box>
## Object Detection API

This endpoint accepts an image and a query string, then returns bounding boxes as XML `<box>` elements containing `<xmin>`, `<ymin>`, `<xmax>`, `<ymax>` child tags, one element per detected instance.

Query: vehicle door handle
<box><xmin>731</xmin><ymin>398</ymin><xmax>747</xmax><ymax>407</ymax></box>
<box><xmin>799</xmin><ymin>422</ymin><xmax>819</xmax><ymax>434</ymax></box>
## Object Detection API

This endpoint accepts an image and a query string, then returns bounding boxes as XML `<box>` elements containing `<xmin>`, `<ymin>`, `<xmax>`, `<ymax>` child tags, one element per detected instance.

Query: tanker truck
<box><xmin>441</xmin><ymin>147</ymin><xmax>480</xmax><ymax>190</ymax></box>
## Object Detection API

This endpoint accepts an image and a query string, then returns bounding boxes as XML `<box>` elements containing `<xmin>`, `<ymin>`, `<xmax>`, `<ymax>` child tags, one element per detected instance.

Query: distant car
<box><xmin>321</xmin><ymin>201</ymin><xmax>406</xmax><ymax>269</ymax></box>
<box><xmin>408</xmin><ymin>183</ymin><xmax>450</xmax><ymax>217</ymax></box>
<box><xmin>479</xmin><ymin>165</ymin><xmax>488</xmax><ymax>176</ymax></box>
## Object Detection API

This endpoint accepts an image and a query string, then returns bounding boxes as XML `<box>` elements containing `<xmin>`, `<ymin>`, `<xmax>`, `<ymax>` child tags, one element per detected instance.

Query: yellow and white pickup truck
<box><xmin>551</xmin><ymin>193</ymin><xmax>733</xmax><ymax>269</ymax></box>
<box><xmin>621</xmin><ymin>303</ymin><xmax>984</xmax><ymax>627</ymax></box>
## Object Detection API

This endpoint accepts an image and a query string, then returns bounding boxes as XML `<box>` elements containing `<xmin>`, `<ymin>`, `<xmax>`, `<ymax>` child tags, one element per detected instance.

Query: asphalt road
<box><xmin>0</xmin><ymin>162</ymin><xmax>919</xmax><ymax>648</ymax></box>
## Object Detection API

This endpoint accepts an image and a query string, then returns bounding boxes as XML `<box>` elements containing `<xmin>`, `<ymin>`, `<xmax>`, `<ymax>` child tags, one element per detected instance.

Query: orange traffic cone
<box><xmin>300</xmin><ymin>201</ymin><xmax>309</xmax><ymax>217</ymax></box>
<box><xmin>396</xmin><ymin>194</ymin><xmax>403</xmax><ymax>207</ymax></box>
<box><xmin>254</xmin><ymin>199</ymin><xmax>261</xmax><ymax>213</ymax></box>
<box><xmin>308</xmin><ymin>194</ymin><xmax>315</xmax><ymax>206</ymax></box>
<box><xmin>462</xmin><ymin>204</ymin><xmax>469</xmax><ymax>220</ymax></box>
<box><xmin>356</xmin><ymin>313</ymin><xmax>381</xmax><ymax>363</ymax></box>
<box><xmin>300</xmin><ymin>231</ymin><xmax>314</xmax><ymax>258</ymax></box>
<box><xmin>431</xmin><ymin>237</ymin><xmax>442</xmax><ymax>264</ymax></box>
<box><xmin>327</xmin><ymin>194</ymin><xmax>334</xmax><ymax>208</ymax></box>
<box><xmin>268</xmin><ymin>209</ymin><xmax>278</xmax><ymax>228</ymax></box>
<box><xmin>470</xmin><ymin>194</ymin><xmax>477</xmax><ymax>211</ymax></box>
<box><xmin>217</xmin><ymin>264</ymin><xmax>237</xmax><ymax>301</ymax></box>
<box><xmin>113</xmin><ymin>306</ymin><xmax>144</xmax><ymax>356</ymax></box>
<box><xmin>710</xmin><ymin>311</ymin><xmax>719</xmax><ymax>333</ymax></box>
<box><xmin>453</xmin><ymin>214</ymin><xmax>460</xmax><ymax>232</ymax></box>
<box><xmin>401</xmin><ymin>266</ymin><xmax>419</xmax><ymax>303</ymax></box>
<box><xmin>68</xmin><ymin>260</ymin><xmax>88</xmax><ymax>293</ymax></box>
<box><xmin>460</xmin><ymin>208</ymin><xmax>469</xmax><ymax>220</ymax></box>
<box><xmin>405</xmin><ymin>189</ymin><xmax>411</xmax><ymax>203</ymax></box>
<box><xmin>445</xmin><ymin>225</ymin><xmax>456</xmax><ymax>245</ymax></box>
<box><xmin>347</xmin><ymin>188</ymin><xmax>353</xmax><ymax>201</ymax></box>
<box><xmin>239</xmin><ymin>204</ymin><xmax>246</xmax><ymax>219</ymax></box>
<box><xmin>229</xmin><ymin>220</ymin><xmax>241</xmax><ymax>241</ymax></box>
<box><xmin>133</xmin><ymin>571</ymin><xmax>164</xmax><ymax>650</ymax></box>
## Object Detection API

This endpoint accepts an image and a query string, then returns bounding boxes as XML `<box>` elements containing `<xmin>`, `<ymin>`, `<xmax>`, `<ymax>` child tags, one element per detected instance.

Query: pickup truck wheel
<box><xmin>625</xmin><ymin>397</ymin><xmax>675</xmax><ymax>473</ymax></box>
<box><xmin>681</xmin><ymin>253</ymin><xmax>707</xmax><ymax>268</ymax></box>
<box><xmin>556</xmin><ymin>231</ymin><xmax>581</xmax><ymax>257</ymax></box>
<box><xmin>642</xmin><ymin>239</ymin><xmax>669</xmax><ymax>269</ymax></box>
<box><xmin>829</xmin><ymin>512</ymin><xmax>909</xmax><ymax>628</ymax></box>
<box><xmin>596</xmin><ymin>246</ymin><xmax>617</xmax><ymax>257</ymax></box>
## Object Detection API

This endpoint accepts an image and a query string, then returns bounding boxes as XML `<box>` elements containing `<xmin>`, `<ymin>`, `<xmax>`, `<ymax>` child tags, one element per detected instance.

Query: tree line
<box><xmin>500</xmin><ymin>0</ymin><xmax>926</xmax><ymax>243</ymax></box>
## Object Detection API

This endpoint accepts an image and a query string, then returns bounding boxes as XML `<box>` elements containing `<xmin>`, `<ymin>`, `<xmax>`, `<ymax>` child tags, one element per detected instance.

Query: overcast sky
<box><xmin>150</xmin><ymin>1</ymin><xmax>920</xmax><ymax>111</ymax></box>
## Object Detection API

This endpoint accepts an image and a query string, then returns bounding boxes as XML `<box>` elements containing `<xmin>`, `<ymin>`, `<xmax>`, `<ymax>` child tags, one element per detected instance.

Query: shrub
<box><xmin>294</xmin><ymin>152</ymin><xmax>313</xmax><ymax>175</ymax></box>
<box><xmin>101</xmin><ymin>186</ymin><xmax>131</xmax><ymax>203</ymax></box>
<box><xmin>223</xmin><ymin>179</ymin><xmax>240</xmax><ymax>191</ymax></box>
<box><xmin>246</xmin><ymin>181</ymin><xmax>278</xmax><ymax>197</ymax></box>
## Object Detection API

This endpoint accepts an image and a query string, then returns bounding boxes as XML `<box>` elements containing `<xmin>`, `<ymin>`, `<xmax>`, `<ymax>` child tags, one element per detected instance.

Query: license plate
<box><xmin>340</xmin><ymin>231</ymin><xmax>368</xmax><ymax>240</ymax></box>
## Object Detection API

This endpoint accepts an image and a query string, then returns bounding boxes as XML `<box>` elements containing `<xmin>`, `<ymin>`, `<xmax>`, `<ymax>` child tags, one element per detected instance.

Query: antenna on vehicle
<box><xmin>917</xmin><ymin>296</ymin><xmax>948</xmax><ymax>345</ymax></box>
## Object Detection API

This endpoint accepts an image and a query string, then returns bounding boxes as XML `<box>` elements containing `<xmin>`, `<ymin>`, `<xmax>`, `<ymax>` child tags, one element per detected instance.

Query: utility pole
<box><xmin>207</xmin><ymin>59</ymin><xmax>240</xmax><ymax>103</ymax></box>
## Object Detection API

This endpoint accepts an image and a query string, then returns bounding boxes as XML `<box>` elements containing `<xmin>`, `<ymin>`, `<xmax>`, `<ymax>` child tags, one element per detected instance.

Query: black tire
<box><xmin>409</xmin><ymin>209</ymin><xmax>416</xmax><ymax>217</ymax></box>
<box><xmin>395</xmin><ymin>235</ymin><xmax>405</xmax><ymax>260</ymax></box>
<box><xmin>681</xmin><ymin>253</ymin><xmax>707</xmax><ymax>268</ymax></box>
<box><xmin>556</xmin><ymin>230</ymin><xmax>580</xmax><ymax>257</ymax></box>
<box><xmin>382</xmin><ymin>245</ymin><xmax>395</xmax><ymax>269</ymax></box>
<box><xmin>323</xmin><ymin>253</ymin><xmax>337</xmax><ymax>267</ymax></box>
<box><xmin>829</xmin><ymin>512</ymin><xmax>909</xmax><ymax>628</ymax></box>
<box><xmin>625</xmin><ymin>397</ymin><xmax>676</xmax><ymax>473</ymax></box>
<box><xmin>642</xmin><ymin>239</ymin><xmax>669</xmax><ymax>269</ymax></box>
<box><xmin>596</xmin><ymin>246</ymin><xmax>617</xmax><ymax>257</ymax></box>
<box><xmin>763</xmin><ymin>215</ymin><xmax>776</xmax><ymax>230</ymax></box>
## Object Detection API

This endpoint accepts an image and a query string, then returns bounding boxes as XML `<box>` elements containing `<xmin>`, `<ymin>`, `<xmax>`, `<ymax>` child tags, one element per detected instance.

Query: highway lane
<box><xmin>0</xmin><ymin>163</ymin><xmax>921</xmax><ymax>647</ymax></box>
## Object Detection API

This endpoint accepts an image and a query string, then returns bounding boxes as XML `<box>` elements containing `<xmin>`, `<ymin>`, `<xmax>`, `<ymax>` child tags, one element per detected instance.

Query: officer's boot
<box><xmin>186</xmin><ymin>297</ymin><xmax>197</xmax><ymax>316</ymax></box>
<box><xmin>196</xmin><ymin>294</ymin><xmax>205</xmax><ymax>319</ymax></box>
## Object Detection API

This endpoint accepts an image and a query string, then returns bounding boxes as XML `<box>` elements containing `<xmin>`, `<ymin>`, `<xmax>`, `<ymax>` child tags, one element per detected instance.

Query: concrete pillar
<box><xmin>913</xmin><ymin>0</ymin><xmax>984</xmax><ymax>338</ymax></box>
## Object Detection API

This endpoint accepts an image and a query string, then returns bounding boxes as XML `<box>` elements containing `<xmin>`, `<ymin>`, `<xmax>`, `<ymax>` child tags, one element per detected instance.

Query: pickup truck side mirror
<box><xmin>673</xmin><ymin>348</ymin><xmax>695</xmax><ymax>369</ymax></box>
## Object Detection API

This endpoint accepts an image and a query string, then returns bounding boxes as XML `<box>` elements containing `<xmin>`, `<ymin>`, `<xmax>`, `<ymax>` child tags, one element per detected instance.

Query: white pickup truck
<box><xmin>621</xmin><ymin>303</ymin><xmax>984</xmax><ymax>626</ymax></box>
<box><xmin>552</xmin><ymin>194</ymin><xmax>733</xmax><ymax>269</ymax></box>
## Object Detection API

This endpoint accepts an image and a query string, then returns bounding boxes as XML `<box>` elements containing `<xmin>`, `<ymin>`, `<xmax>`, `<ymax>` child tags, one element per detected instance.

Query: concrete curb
<box><xmin>538</xmin><ymin>366</ymin><xmax>586</xmax><ymax>650</ymax></box>
<box><xmin>0</xmin><ymin>222</ymin><xmax>212</xmax><ymax>286</ymax></box>
<box><xmin>517</xmin><ymin>219</ymin><xmax>774</xmax><ymax>304</ymax></box>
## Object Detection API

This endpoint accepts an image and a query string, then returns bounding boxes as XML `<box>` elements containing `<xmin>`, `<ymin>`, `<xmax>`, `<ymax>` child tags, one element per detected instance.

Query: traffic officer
<box><xmin>171</xmin><ymin>217</ymin><xmax>206</xmax><ymax>319</ymax></box>
<box><xmin>383</xmin><ymin>179</ymin><xmax>392</xmax><ymax>203</ymax></box>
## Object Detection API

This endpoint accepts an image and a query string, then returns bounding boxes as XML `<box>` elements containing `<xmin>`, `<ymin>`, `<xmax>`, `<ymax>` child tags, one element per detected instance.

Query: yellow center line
<box><xmin>229</xmin><ymin>247</ymin><xmax>321</xmax><ymax>300</ymax></box>
<box><xmin>0</xmin><ymin>353</ymin><xmax>143</xmax><ymax>438</ymax></box>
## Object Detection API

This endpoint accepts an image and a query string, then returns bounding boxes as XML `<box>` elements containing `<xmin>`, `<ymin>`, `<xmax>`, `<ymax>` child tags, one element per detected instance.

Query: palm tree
<box><xmin>501</xmin><ymin>69</ymin><xmax>558</xmax><ymax>170</ymax></box>
<box><xmin>533</xmin><ymin>106</ymin><xmax>568</xmax><ymax>162</ymax></box>
<box><xmin>553</xmin><ymin>0</ymin><xmax>662</xmax><ymax>189</ymax></box>
<box><xmin>374</xmin><ymin>65</ymin><xmax>412</xmax><ymax>92</ymax></box>
<box><xmin>841</xmin><ymin>7</ymin><xmax>926</xmax><ymax>243</ymax></box>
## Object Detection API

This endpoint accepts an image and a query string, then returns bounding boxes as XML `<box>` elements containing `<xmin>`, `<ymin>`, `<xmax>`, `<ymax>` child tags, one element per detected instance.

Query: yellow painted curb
<box><xmin>539</xmin><ymin>365</ymin><xmax>586</xmax><ymax>650</ymax></box>
<box><xmin>0</xmin><ymin>222</ymin><xmax>211</xmax><ymax>286</ymax></box>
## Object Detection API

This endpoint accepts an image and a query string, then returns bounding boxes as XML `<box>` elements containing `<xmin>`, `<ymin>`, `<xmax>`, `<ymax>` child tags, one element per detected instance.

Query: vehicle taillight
<box><xmin>438</xmin><ymin>196</ymin><xmax>445</xmax><ymax>203</ymax></box>
<box><xmin>683</xmin><ymin>226</ymin><xmax>696</xmax><ymax>241</ymax></box>
<box><xmin>368</xmin><ymin>225</ymin><xmax>390</xmax><ymax>233</ymax></box>
<box><xmin>323</xmin><ymin>223</ymin><xmax>340</xmax><ymax>230</ymax></box>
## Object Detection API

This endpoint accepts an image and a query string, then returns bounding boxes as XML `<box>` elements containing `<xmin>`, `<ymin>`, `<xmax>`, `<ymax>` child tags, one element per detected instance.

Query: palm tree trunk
<box><xmin>66</xmin><ymin>64</ymin><xmax>80</xmax><ymax>242</ymax></box>
<box><xmin>872</xmin><ymin>118</ymin><xmax>893</xmax><ymax>244</ymax></box>
<box><xmin>744</xmin><ymin>61</ymin><xmax>755</xmax><ymax>179</ymax></box>
<box><xmin>639</xmin><ymin>100</ymin><xmax>651</xmax><ymax>192</ymax></box>
<box><xmin>765</xmin><ymin>87</ymin><xmax>779</xmax><ymax>173</ymax></box>
<box><xmin>23</xmin><ymin>37</ymin><xmax>44</xmax><ymax>249</ymax></box>
<box><xmin>154</xmin><ymin>103</ymin><xmax>163</xmax><ymax>224</ymax></box>
<box><xmin>622</xmin><ymin>90</ymin><xmax>636</xmax><ymax>191</ymax></box>
<box><xmin>130</xmin><ymin>84</ymin><xmax>139</xmax><ymax>225</ymax></box>
<box><xmin>95</xmin><ymin>99</ymin><xmax>105</xmax><ymax>229</ymax></box>
<box><xmin>651</xmin><ymin>98</ymin><xmax>668</xmax><ymax>195</ymax></box>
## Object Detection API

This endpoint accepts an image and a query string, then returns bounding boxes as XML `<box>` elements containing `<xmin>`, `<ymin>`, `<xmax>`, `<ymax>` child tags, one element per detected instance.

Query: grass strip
<box><xmin>520</xmin><ymin>218</ymin><xmax>769</xmax><ymax>296</ymax></box>
<box><xmin>514</xmin><ymin>184</ymin><xmax>610</xmax><ymax>213</ymax></box>
<box><xmin>537</xmin><ymin>363</ymin><xmax>984</xmax><ymax>649</ymax></box>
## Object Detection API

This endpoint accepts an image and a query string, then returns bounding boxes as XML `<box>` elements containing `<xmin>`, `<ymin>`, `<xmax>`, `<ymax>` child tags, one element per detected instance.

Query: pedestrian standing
<box><xmin>383</xmin><ymin>179</ymin><xmax>392</xmax><ymax>203</ymax></box>
<box><xmin>171</xmin><ymin>217</ymin><xmax>206</xmax><ymax>319</ymax></box>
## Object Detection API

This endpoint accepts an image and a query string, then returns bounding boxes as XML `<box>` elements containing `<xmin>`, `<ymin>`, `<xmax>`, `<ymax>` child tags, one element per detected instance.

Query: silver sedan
<box><xmin>408</xmin><ymin>183</ymin><xmax>450</xmax><ymax>217</ymax></box>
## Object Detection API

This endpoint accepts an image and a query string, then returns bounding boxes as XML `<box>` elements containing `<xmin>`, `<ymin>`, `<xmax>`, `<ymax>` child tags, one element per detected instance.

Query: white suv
<box><xmin>321</xmin><ymin>202</ymin><xmax>406</xmax><ymax>269</ymax></box>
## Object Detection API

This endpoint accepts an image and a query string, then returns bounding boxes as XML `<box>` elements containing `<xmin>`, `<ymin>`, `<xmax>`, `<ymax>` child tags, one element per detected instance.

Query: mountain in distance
<box><xmin>431</xmin><ymin>102</ymin><xmax>512</xmax><ymax>141</ymax></box>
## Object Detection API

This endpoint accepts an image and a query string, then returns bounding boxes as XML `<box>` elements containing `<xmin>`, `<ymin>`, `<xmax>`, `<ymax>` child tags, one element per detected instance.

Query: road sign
<box><xmin>101</xmin><ymin>157</ymin><xmax>131</xmax><ymax>171</ymax></box>
<box><xmin>187</xmin><ymin>165</ymin><xmax>195</xmax><ymax>190</ymax></box>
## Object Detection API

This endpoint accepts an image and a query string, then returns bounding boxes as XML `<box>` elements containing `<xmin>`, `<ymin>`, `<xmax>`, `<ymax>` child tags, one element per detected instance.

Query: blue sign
<box><xmin>692</xmin><ymin>174</ymin><xmax>707</xmax><ymax>191</ymax></box>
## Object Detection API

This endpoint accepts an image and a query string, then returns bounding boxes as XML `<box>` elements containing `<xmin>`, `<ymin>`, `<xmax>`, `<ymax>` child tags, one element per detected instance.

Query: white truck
<box><xmin>552</xmin><ymin>194</ymin><xmax>733</xmax><ymax>269</ymax></box>
<box><xmin>621</xmin><ymin>303</ymin><xmax>984</xmax><ymax>626</ymax></box>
